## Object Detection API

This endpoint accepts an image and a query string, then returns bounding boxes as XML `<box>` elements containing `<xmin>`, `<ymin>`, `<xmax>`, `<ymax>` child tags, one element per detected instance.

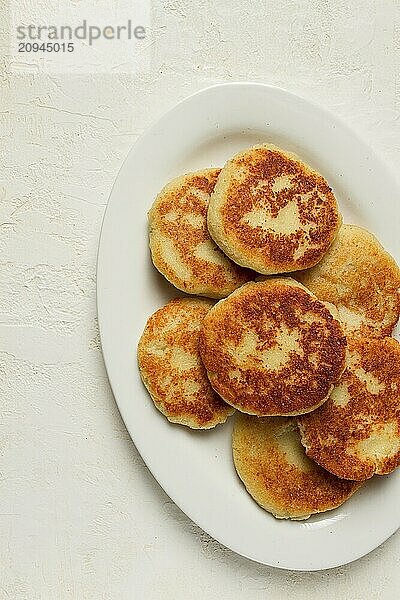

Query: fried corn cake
<box><xmin>299</xmin><ymin>337</ymin><xmax>400</xmax><ymax>481</ymax></box>
<box><xmin>138</xmin><ymin>297</ymin><xmax>234</xmax><ymax>429</ymax></box>
<box><xmin>296</xmin><ymin>224</ymin><xmax>400</xmax><ymax>338</ymax></box>
<box><xmin>149</xmin><ymin>169</ymin><xmax>253</xmax><ymax>299</ymax></box>
<box><xmin>207</xmin><ymin>144</ymin><xmax>341</xmax><ymax>274</ymax></box>
<box><xmin>199</xmin><ymin>278</ymin><xmax>346</xmax><ymax>416</ymax></box>
<box><xmin>232</xmin><ymin>415</ymin><xmax>362</xmax><ymax>520</ymax></box>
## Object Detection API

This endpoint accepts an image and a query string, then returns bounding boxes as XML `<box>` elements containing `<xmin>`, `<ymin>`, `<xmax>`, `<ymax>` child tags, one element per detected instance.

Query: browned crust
<box><xmin>209</xmin><ymin>145</ymin><xmax>341</xmax><ymax>273</ymax></box>
<box><xmin>298</xmin><ymin>337</ymin><xmax>400</xmax><ymax>480</ymax></box>
<box><xmin>295</xmin><ymin>224</ymin><xmax>400</xmax><ymax>338</ymax></box>
<box><xmin>232</xmin><ymin>415</ymin><xmax>361</xmax><ymax>519</ymax></box>
<box><xmin>137</xmin><ymin>297</ymin><xmax>234</xmax><ymax>428</ymax></box>
<box><xmin>149</xmin><ymin>169</ymin><xmax>253</xmax><ymax>298</ymax></box>
<box><xmin>199</xmin><ymin>279</ymin><xmax>346</xmax><ymax>416</ymax></box>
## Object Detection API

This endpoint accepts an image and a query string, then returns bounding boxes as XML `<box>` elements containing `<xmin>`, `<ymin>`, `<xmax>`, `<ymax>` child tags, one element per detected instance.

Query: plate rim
<box><xmin>96</xmin><ymin>82</ymin><xmax>400</xmax><ymax>571</ymax></box>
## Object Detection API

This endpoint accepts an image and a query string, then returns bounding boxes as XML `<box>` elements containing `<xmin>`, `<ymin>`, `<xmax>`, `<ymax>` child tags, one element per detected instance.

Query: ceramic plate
<box><xmin>97</xmin><ymin>83</ymin><xmax>400</xmax><ymax>571</ymax></box>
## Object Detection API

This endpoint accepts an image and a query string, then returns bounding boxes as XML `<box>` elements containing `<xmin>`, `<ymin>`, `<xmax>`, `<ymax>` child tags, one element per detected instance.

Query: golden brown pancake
<box><xmin>232</xmin><ymin>415</ymin><xmax>362</xmax><ymax>520</ymax></box>
<box><xmin>149</xmin><ymin>169</ymin><xmax>253</xmax><ymax>299</ymax></box>
<box><xmin>137</xmin><ymin>297</ymin><xmax>234</xmax><ymax>429</ymax></box>
<box><xmin>207</xmin><ymin>144</ymin><xmax>341</xmax><ymax>274</ymax></box>
<box><xmin>299</xmin><ymin>337</ymin><xmax>400</xmax><ymax>481</ymax></box>
<box><xmin>199</xmin><ymin>278</ymin><xmax>346</xmax><ymax>416</ymax></box>
<box><xmin>296</xmin><ymin>224</ymin><xmax>400</xmax><ymax>338</ymax></box>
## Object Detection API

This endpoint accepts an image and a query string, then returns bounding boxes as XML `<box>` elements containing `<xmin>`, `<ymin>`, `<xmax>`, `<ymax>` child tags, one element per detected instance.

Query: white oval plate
<box><xmin>97</xmin><ymin>83</ymin><xmax>400</xmax><ymax>571</ymax></box>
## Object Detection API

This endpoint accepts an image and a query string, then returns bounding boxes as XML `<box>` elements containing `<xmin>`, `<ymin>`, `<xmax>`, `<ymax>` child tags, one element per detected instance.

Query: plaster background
<box><xmin>1</xmin><ymin>1</ymin><xmax>400</xmax><ymax>598</ymax></box>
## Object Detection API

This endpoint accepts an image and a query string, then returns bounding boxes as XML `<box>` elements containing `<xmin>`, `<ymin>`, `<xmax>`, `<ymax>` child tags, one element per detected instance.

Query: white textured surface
<box><xmin>1</xmin><ymin>0</ymin><xmax>400</xmax><ymax>598</ymax></box>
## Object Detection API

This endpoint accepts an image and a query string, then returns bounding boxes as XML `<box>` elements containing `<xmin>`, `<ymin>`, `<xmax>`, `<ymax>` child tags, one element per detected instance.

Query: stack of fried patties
<box><xmin>137</xmin><ymin>144</ymin><xmax>400</xmax><ymax>520</ymax></box>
